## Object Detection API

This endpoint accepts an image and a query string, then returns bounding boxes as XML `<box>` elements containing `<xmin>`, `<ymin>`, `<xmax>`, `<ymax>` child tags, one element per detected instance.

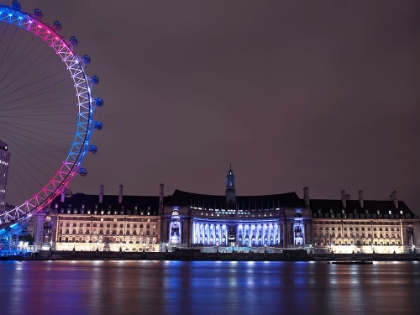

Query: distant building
<box><xmin>0</xmin><ymin>140</ymin><xmax>11</xmax><ymax>214</ymax></box>
<box><xmin>161</xmin><ymin>167</ymin><xmax>311</xmax><ymax>251</ymax></box>
<box><xmin>161</xmin><ymin>167</ymin><xmax>419</xmax><ymax>254</ymax></box>
<box><xmin>310</xmin><ymin>190</ymin><xmax>419</xmax><ymax>254</ymax></box>
<box><xmin>34</xmin><ymin>185</ymin><xmax>164</xmax><ymax>252</ymax></box>
<box><xmin>32</xmin><ymin>167</ymin><xmax>420</xmax><ymax>254</ymax></box>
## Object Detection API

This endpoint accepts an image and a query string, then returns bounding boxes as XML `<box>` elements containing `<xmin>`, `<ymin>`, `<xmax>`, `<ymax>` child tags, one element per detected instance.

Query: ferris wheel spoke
<box><xmin>0</xmin><ymin>123</ymin><xmax>72</xmax><ymax>151</ymax></box>
<box><xmin>0</xmin><ymin>21</ymin><xmax>17</xmax><ymax>60</ymax></box>
<box><xmin>0</xmin><ymin>41</ymin><xmax>49</xmax><ymax>91</ymax></box>
<box><xmin>0</xmin><ymin>25</ymin><xmax>25</xmax><ymax>68</ymax></box>
<box><xmin>0</xmin><ymin>122</ymin><xmax>73</xmax><ymax>147</ymax></box>
<box><xmin>0</xmin><ymin>132</ymin><xmax>64</xmax><ymax>177</ymax></box>
<box><xmin>0</xmin><ymin>115</ymin><xmax>74</xmax><ymax>124</ymax></box>
<box><xmin>0</xmin><ymin>68</ymin><xmax>66</xmax><ymax>104</ymax></box>
<box><xmin>6</xmin><ymin>165</ymin><xmax>36</xmax><ymax>200</ymax></box>
<box><xmin>1</xmin><ymin>136</ymin><xmax>54</xmax><ymax>182</ymax></box>
<box><xmin>0</xmin><ymin>118</ymin><xmax>74</xmax><ymax>135</ymax></box>
<box><xmin>0</xmin><ymin>96</ymin><xmax>76</xmax><ymax>113</ymax></box>
<box><xmin>3</xmin><ymin>123</ymin><xmax>69</xmax><ymax>157</ymax></box>
<box><xmin>0</xmin><ymin>21</ymin><xmax>10</xmax><ymax>43</ymax></box>
<box><xmin>0</xmin><ymin>81</ymin><xmax>71</xmax><ymax>109</ymax></box>
<box><xmin>7</xmin><ymin>174</ymin><xmax>24</xmax><ymax>206</ymax></box>
<box><xmin>0</xmin><ymin>122</ymin><xmax>70</xmax><ymax>155</ymax></box>
<box><xmin>0</xmin><ymin>34</ymin><xmax>36</xmax><ymax>87</ymax></box>
<box><xmin>0</xmin><ymin>46</ymin><xmax>62</xmax><ymax>96</ymax></box>
<box><xmin>5</xmin><ymin>46</ymin><xmax>55</xmax><ymax>86</ymax></box>
<box><xmin>0</xmin><ymin>24</ymin><xmax>18</xmax><ymax>67</ymax></box>
<box><xmin>3</xmin><ymin>141</ymin><xmax>45</xmax><ymax>190</ymax></box>
<box><xmin>8</xmin><ymin>79</ymin><xmax>74</xmax><ymax>103</ymax></box>
<box><xmin>0</xmin><ymin>113</ymin><xmax>76</xmax><ymax>118</ymax></box>
<box><xmin>0</xmin><ymin>90</ymin><xmax>72</xmax><ymax>112</ymax></box>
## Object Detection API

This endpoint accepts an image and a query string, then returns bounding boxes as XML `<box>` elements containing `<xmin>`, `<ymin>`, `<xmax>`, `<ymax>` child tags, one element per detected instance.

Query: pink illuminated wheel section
<box><xmin>0</xmin><ymin>1</ymin><xmax>103</xmax><ymax>231</ymax></box>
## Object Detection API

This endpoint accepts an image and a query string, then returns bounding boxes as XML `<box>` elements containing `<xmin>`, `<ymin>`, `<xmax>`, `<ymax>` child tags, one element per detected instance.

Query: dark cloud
<box><xmin>20</xmin><ymin>0</ymin><xmax>420</xmax><ymax>212</ymax></box>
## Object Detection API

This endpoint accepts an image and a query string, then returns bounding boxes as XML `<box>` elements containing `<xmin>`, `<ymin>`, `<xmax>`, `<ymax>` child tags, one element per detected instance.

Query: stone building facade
<box><xmin>310</xmin><ymin>190</ymin><xmax>419</xmax><ymax>254</ymax></box>
<box><xmin>161</xmin><ymin>168</ymin><xmax>312</xmax><ymax>252</ymax></box>
<box><xmin>35</xmin><ymin>185</ymin><xmax>164</xmax><ymax>252</ymax></box>
<box><xmin>32</xmin><ymin>168</ymin><xmax>420</xmax><ymax>254</ymax></box>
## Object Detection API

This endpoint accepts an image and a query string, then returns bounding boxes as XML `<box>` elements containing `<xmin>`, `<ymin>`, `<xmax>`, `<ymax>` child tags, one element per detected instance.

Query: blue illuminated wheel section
<box><xmin>0</xmin><ymin>1</ymin><xmax>103</xmax><ymax>231</ymax></box>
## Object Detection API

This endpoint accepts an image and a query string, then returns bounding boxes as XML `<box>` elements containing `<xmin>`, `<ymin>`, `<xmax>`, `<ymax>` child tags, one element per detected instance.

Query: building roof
<box><xmin>309</xmin><ymin>198</ymin><xmax>416</xmax><ymax>218</ymax></box>
<box><xmin>166</xmin><ymin>189</ymin><xmax>304</xmax><ymax>210</ymax></box>
<box><xmin>50</xmin><ymin>193</ymin><xmax>167</xmax><ymax>215</ymax></box>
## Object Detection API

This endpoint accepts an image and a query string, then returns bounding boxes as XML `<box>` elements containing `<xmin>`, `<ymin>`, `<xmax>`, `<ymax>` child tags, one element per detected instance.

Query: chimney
<box><xmin>303</xmin><ymin>187</ymin><xmax>310</xmax><ymax>208</ymax></box>
<box><xmin>99</xmin><ymin>185</ymin><xmax>104</xmax><ymax>203</ymax></box>
<box><xmin>345</xmin><ymin>194</ymin><xmax>350</xmax><ymax>200</ymax></box>
<box><xmin>118</xmin><ymin>185</ymin><xmax>123</xmax><ymax>204</ymax></box>
<box><xmin>392</xmin><ymin>191</ymin><xmax>398</xmax><ymax>208</ymax></box>
<box><xmin>358</xmin><ymin>190</ymin><xmax>364</xmax><ymax>208</ymax></box>
<box><xmin>341</xmin><ymin>190</ymin><xmax>346</xmax><ymax>208</ymax></box>
<box><xmin>159</xmin><ymin>183</ymin><xmax>164</xmax><ymax>212</ymax></box>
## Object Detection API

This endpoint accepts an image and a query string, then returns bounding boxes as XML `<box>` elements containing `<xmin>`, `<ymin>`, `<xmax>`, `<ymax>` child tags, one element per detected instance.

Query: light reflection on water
<box><xmin>0</xmin><ymin>261</ymin><xmax>420</xmax><ymax>315</ymax></box>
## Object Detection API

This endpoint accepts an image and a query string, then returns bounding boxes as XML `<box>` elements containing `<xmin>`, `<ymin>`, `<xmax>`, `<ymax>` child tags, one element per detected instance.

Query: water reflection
<box><xmin>0</xmin><ymin>261</ymin><xmax>420</xmax><ymax>315</ymax></box>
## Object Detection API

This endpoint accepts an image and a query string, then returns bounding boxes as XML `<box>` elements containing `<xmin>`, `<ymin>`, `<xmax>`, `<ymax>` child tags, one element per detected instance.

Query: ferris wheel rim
<box><xmin>0</xmin><ymin>4</ymin><xmax>94</xmax><ymax>228</ymax></box>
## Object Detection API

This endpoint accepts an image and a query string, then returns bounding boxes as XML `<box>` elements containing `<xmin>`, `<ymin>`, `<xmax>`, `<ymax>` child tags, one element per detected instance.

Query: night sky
<box><xmin>21</xmin><ymin>0</ymin><xmax>420</xmax><ymax>213</ymax></box>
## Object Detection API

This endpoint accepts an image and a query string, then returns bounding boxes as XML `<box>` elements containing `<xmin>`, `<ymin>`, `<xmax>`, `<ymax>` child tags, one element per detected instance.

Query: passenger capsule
<box><xmin>79</xmin><ymin>168</ymin><xmax>88</xmax><ymax>177</ymax></box>
<box><xmin>91</xmin><ymin>75</ymin><xmax>99</xmax><ymax>85</ymax></box>
<box><xmin>12</xmin><ymin>1</ymin><xmax>21</xmax><ymax>10</ymax></box>
<box><xmin>33</xmin><ymin>8</ymin><xmax>43</xmax><ymax>19</ymax></box>
<box><xmin>95</xmin><ymin>98</ymin><xmax>104</xmax><ymax>107</ymax></box>
<box><xmin>53</xmin><ymin>20</ymin><xmax>62</xmax><ymax>32</ymax></box>
<box><xmin>94</xmin><ymin>121</ymin><xmax>103</xmax><ymax>130</ymax></box>
<box><xmin>89</xmin><ymin>145</ymin><xmax>98</xmax><ymax>154</ymax></box>
<box><xmin>83</xmin><ymin>54</ymin><xmax>91</xmax><ymax>65</ymax></box>
<box><xmin>70</xmin><ymin>36</ymin><xmax>78</xmax><ymax>46</ymax></box>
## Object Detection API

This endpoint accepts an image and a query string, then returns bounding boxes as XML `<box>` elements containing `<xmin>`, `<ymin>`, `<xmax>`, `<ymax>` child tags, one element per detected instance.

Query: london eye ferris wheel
<box><xmin>0</xmin><ymin>1</ymin><xmax>103</xmax><ymax>233</ymax></box>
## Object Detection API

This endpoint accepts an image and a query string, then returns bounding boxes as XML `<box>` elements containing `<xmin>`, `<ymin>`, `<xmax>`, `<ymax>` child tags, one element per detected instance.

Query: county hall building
<box><xmin>34</xmin><ymin>167</ymin><xmax>420</xmax><ymax>254</ymax></box>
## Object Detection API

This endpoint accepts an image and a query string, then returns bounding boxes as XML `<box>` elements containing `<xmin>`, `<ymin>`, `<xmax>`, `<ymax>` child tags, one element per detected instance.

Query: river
<box><xmin>1</xmin><ymin>260</ymin><xmax>419</xmax><ymax>315</ymax></box>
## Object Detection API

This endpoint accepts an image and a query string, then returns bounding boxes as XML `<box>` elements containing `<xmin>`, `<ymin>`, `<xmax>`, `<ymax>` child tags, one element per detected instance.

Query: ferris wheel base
<box><xmin>0</xmin><ymin>222</ymin><xmax>23</xmax><ymax>236</ymax></box>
